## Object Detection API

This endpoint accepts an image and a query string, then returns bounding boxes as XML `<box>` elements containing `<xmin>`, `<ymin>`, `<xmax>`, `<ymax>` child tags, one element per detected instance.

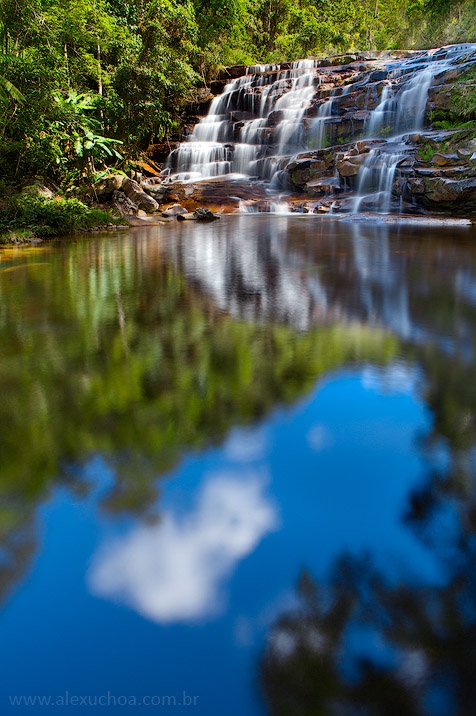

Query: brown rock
<box><xmin>432</xmin><ymin>153</ymin><xmax>461</xmax><ymax>166</ymax></box>
<box><xmin>162</xmin><ymin>204</ymin><xmax>189</xmax><ymax>217</ymax></box>
<box><xmin>162</xmin><ymin>178</ymin><xmax>267</xmax><ymax>212</ymax></box>
<box><xmin>336</xmin><ymin>154</ymin><xmax>366</xmax><ymax>177</ymax></box>
<box><xmin>407</xmin><ymin>178</ymin><xmax>426</xmax><ymax>194</ymax></box>
<box><xmin>122</xmin><ymin>178</ymin><xmax>159</xmax><ymax>213</ymax></box>
<box><xmin>423</xmin><ymin>177</ymin><xmax>476</xmax><ymax>203</ymax></box>
<box><xmin>306</xmin><ymin>176</ymin><xmax>342</xmax><ymax>196</ymax></box>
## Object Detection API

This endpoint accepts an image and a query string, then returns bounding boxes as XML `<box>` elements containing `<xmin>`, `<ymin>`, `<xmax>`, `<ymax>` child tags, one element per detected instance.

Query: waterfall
<box><xmin>163</xmin><ymin>44</ymin><xmax>476</xmax><ymax>215</ymax></box>
<box><xmin>353</xmin><ymin>148</ymin><xmax>406</xmax><ymax>214</ymax></box>
<box><xmin>167</xmin><ymin>60</ymin><xmax>320</xmax><ymax>182</ymax></box>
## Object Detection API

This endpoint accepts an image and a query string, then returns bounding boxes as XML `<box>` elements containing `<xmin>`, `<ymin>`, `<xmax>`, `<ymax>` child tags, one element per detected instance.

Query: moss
<box><xmin>418</xmin><ymin>145</ymin><xmax>436</xmax><ymax>162</ymax></box>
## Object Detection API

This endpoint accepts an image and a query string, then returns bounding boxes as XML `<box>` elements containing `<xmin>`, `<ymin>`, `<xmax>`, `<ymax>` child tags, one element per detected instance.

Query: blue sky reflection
<box><xmin>89</xmin><ymin>471</ymin><xmax>278</xmax><ymax>623</ymax></box>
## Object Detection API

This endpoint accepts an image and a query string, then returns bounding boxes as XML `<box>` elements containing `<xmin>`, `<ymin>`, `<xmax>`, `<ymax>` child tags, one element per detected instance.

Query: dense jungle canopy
<box><xmin>0</xmin><ymin>0</ymin><xmax>475</xmax><ymax>187</ymax></box>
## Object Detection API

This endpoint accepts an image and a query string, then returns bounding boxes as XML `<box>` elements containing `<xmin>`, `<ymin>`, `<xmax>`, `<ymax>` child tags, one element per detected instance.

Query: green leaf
<box><xmin>0</xmin><ymin>76</ymin><xmax>26</xmax><ymax>104</ymax></box>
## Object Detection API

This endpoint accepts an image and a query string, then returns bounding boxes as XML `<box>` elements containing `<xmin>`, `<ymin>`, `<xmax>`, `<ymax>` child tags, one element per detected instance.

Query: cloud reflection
<box><xmin>224</xmin><ymin>427</ymin><xmax>269</xmax><ymax>463</ymax></box>
<box><xmin>88</xmin><ymin>472</ymin><xmax>277</xmax><ymax>623</ymax></box>
<box><xmin>306</xmin><ymin>424</ymin><xmax>333</xmax><ymax>452</ymax></box>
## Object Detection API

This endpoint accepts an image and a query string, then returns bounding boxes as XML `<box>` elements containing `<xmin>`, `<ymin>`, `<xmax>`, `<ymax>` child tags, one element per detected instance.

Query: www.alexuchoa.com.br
<box><xmin>9</xmin><ymin>691</ymin><xmax>200</xmax><ymax>707</ymax></box>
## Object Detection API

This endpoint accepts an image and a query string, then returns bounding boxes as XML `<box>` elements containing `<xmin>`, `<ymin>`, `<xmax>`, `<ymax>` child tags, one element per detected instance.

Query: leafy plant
<box><xmin>0</xmin><ymin>194</ymin><xmax>118</xmax><ymax>240</ymax></box>
<box><xmin>51</xmin><ymin>91</ymin><xmax>123</xmax><ymax>181</ymax></box>
<box><xmin>0</xmin><ymin>75</ymin><xmax>25</xmax><ymax>104</ymax></box>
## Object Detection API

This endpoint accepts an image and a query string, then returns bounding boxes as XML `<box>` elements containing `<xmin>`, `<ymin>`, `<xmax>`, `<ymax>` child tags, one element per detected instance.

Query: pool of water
<box><xmin>1</xmin><ymin>216</ymin><xmax>476</xmax><ymax>714</ymax></box>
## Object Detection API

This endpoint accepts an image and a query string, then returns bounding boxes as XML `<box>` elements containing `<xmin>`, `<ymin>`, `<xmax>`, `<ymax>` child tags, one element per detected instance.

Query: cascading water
<box><xmin>353</xmin><ymin>147</ymin><xmax>406</xmax><ymax>214</ymax></box>
<box><xmin>167</xmin><ymin>60</ymin><xmax>323</xmax><ymax>184</ymax></box>
<box><xmin>164</xmin><ymin>44</ymin><xmax>476</xmax><ymax>214</ymax></box>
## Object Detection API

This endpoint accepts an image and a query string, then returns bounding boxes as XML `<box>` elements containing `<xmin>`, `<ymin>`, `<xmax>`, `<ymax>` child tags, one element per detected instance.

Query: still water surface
<box><xmin>1</xmin><ymin>216</ymin><xmax>476</xmax><ymax>714</ymax></box>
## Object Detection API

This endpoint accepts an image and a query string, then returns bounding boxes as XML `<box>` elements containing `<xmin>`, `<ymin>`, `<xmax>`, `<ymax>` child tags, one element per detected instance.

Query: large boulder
<box><xmin>423</xmin><ymin>176</ymin><xmax>476</xmax><ymax>204</ymax></box>
<box><xmin>121</xmin><ymin>178</ymin><xmax>159</xmax><ymax>213</ymax></box>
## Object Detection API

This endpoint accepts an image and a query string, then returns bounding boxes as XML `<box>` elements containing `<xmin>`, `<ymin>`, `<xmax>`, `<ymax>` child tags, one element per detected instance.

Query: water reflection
<box><xmin>89</xmin><ymin>472</ymin><xmax>277</xmax><ymax>623</ymax></box>
<box><xmin>165</xmin><ymin>216</ymin><xmax>476</xmax><ymax>357</ymax></box>
<box><xmin>0</xmin><ymin>227</ymin><xmax>397</xmax><ymax>602</ymax></box>
<box><xmin>0</xmin><ymin>219</ymin><xmax>476</xmax><ymax>714</ymax></box>
<box><xmin>260</xmin><ymin>487</ymin><xmax>476</xmax><ymax>715</ymax></box>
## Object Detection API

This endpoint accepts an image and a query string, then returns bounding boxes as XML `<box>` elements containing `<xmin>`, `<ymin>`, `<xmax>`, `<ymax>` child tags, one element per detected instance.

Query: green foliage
<box><xmin>433</xmin><ymin>119</ymin><xmax>476</xmax><ymax>130</ymax></box>
<box><xmin>418</xmin><ymin>144</ymin><xmax>435</xmax><ymax>162</ymax></box>
<box><xmin>0</xmin><ymin>194</ymin><xmax>117</xmax><ymax>239</ymax></box>
<box><xmin>451</xmin><ymin>67</ymin><xmax>476</xmax><ymax>121</ymax></box>
<box><xmin>0</xmin><ymin>75</ymin><xmax>25</xmax><ymax>103</ymax></box>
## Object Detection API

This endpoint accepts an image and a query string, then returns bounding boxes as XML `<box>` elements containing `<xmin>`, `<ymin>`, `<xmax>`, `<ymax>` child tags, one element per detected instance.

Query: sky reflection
<box><xmin>89</xmin><ymin>471</ymin><xmax>278</xmax><ymax>623</ymax></box>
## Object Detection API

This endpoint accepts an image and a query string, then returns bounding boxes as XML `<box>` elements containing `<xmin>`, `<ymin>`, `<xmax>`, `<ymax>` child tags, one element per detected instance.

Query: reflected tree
<box><xmin>0</xmin><ymin>236</ymin><xmax>397</xmax><ymax>601</ymax></box>
<box><xmin>260</xmin><ymin>346</ymin><xmax>476</xmax><ymax>716</ymax></box>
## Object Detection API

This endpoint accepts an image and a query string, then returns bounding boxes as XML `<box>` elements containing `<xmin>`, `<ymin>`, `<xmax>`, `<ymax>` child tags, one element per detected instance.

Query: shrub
<box><xmin>0</xmin><ymin>194</ymin><xmax>118</xmax><ymax>241</ymax></box>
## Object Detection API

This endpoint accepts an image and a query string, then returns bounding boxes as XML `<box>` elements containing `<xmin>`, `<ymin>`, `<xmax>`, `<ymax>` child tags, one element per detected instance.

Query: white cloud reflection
<box><xmin>307</xmin><ymin>424</ymin><xmax>333</xmax><ymax>452</ymax></box>
<box><xmin>223</xmin><ymin>427</ymin><xmax>269</xmax><ymax>462</ymax></box>
<box><xmin>88</xmin><ymin>472</ymin><xmax>277</xmax><ymax>624</ymax></box>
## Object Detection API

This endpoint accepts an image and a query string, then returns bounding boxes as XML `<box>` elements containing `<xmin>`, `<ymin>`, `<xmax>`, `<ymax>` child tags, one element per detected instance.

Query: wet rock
<box><xmin>162</xmin><ymin>178</ymin><xmax>267</xmax><ymax>213</ymax></box>
<box><xmin>177</xmin><ymin>208</ymin><xmax>220</xmax><ymax>221</ymax></box>
<box><xmin>428</xmin><ymin>85</ymin><xmax>452</xmax><ymax>111</ymax></box>
<box><xmin>336</xmin><ymin>154</ymin><xmax>367</xmax><ymax>177</ymax></box>
<box><xmin>432</xmin><ymin>67</ymin><xmax>459</xmax><ymax>84</ymax></box>
<box><xmin>423</xmin><ymin>177</ymin><xmax>476</xmax><ymax>203</ymax></box>
<box><xmin>306</xmin><ymin>176</ymin><xmax>342</xmax><ymax>196</ymax></box>
<box><xmin>194</xmin><ymin>207</ymin><xmax>219</xmax><ymax>220</ymax></box>
<box><xmin>112</xmin><ymin>190</ymin><xmax>138</xmax><ymax>216</ymax></box>
<box><xmin>369</xmin><ymin>70</ymin><xmax>388</xmax><ymax>81</ymax></box>
<box><xmin>457</xmin><ymin>147</ymin><xmax>474</xmax><ymax>160</ymax></box>
<box><xmin>310</xmin><ymin>160</ymin><xmax>327</xmax><ymax>172</ymax></box>
<box><xmin>161</xmin><ymin>204</ymin><xmax>188</xmax><ymax>217</ymax></box>
<box><xmin>267</xmin><ymin>110</ymin><xmax>285</xmax><ymax>127</ymax></box>
<box><xmin>432</xmin><ymin>152</ymin><xmax>462</xmax><ymax>166</ymax></box>
<box><xmin>407</xmin><ymin>178</ymin><xmax>426</xmax><ymax>194</ymax></box>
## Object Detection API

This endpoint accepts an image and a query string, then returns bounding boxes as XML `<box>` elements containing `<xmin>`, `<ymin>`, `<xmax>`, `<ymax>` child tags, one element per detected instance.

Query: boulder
<box><xmin>407</xmin><ymin>178</ymin><xmax>426</xmax><ymax>194</ymax></box>
<box><xmin>432</xmin><ymin>152</ymin><xmax>462</xmax><ymax>167</ymax></box>
<box><xmin>336</xmin><ymin>154</ymin><xmax>366</xmax><ymax>177</ymax></box>
<box><xmin>112</xmin><ymin>190</ymin><xmax>138</xmax><ymax>216</ymax></box>
<box><xmin>422</xmin><ymin>177</ymin><xmax>476</xmax><ymax>206</ymax></box>
<box><xmin>194</xmin><ymin>207</ymin><xmax>219</xmax><ymax>221</ymax></box>
<box><xmin>21</xmin><ymin>180</ymin><xmax>57</xmax><ymax>199</ymax></box>
<box><xmin>306</xmin><ymin>176</ymin><xmax>342</xmax><ymax>196</ymax></box>
<box><xmin>161</xmin><ymin>204</ymin><xmax>188</xmax><ymax>217</ymax></box>
<box><xmin>122</xmin><ymin>178</ymin><xmax>159</xmax><ymax>213</ymax></box>
<box><xmin>177</xmin><ymin>207</ymin><xmax>219</xmax><ymax>221</ymax></box>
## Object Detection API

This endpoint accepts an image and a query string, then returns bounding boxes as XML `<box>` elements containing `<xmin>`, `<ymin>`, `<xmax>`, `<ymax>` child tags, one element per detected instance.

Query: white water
<box><xmin>353</xmin><ymin>149</ymin><xmax>406</xmax><ymax>214</ymax></box>
<box><xmin>164</xmin><ymin>44</ymin><xmax>476</xmax><ymax>214</ymax></box>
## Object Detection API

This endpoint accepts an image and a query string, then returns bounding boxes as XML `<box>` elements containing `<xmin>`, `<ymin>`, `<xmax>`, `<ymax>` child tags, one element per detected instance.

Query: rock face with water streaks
<box><xmin>144</xmin><ymin>45</ymin><xmax>476</xmax><ymax>218</ymax></box>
